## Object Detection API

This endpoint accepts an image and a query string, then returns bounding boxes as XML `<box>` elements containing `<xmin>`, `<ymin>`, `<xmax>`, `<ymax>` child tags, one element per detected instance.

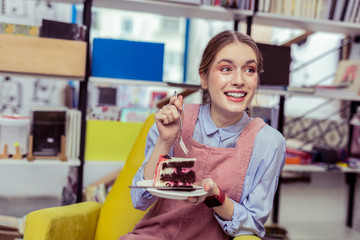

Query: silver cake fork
<box><xmin>174</xmin><ymin>91</ymin><xmax>189</xmax><ymax>155</ymax></box>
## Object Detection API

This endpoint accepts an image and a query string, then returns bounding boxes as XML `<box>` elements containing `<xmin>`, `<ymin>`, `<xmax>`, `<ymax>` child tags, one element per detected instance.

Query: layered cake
<box><xmin>154</xmin><ymin>155</ymin><xmax>196</xmax><ymax>189</ymax></box>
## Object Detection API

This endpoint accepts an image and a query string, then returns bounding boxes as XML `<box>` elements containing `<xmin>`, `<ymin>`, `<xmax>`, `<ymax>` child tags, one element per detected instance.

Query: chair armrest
<box><xmin>23</xmin><ymin>201</ymin><xmax>102</xmax><ymax>240</ymax></box>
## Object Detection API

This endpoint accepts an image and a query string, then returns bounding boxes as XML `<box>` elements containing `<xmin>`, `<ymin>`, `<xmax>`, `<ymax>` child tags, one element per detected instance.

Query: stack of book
<box><xmin>202</xmin><ymin>0</ymin><xmax>256</xmax><ymax>9</ymax></box>
<box><xmin>258</xmin><ymin>0</ymin><xmax>360</xmax><ymax>23</ymax></box>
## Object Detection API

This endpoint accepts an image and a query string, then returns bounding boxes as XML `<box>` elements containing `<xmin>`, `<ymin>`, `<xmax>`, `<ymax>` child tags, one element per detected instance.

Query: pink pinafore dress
<box><xmin>122</xmin><ymin>104</ymin><xmax>266</xmax><ymax>240</ymax></box>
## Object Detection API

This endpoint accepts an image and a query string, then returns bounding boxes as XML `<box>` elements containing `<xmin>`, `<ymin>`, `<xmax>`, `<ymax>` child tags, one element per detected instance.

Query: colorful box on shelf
<box><xmin>91</xmin><ymin>38</ymin><xmax>164</xmax><ymax>82</ymax></box>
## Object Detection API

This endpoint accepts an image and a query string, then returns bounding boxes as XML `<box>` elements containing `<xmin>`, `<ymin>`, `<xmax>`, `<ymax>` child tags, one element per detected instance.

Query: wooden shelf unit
<box><xmin>0</xmin><ymin>34</ymin><xmax>86</xmax><ymax>80</ymax></box>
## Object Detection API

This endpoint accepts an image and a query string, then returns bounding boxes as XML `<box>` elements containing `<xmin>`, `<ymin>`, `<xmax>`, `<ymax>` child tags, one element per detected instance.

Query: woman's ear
<box><xmin>200</xmin><ymin>72</ymin><xmax>207</xmax><ymax>89</ymax></box>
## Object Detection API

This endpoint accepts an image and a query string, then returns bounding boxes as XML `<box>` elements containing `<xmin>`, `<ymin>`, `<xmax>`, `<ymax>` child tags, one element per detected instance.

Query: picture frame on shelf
<box><xmin>333</xmin><ymin>60</ymin><xmax>360</xmax><ymax>92</ymax></box>
<box><xmin>27</xmin><ymin>107</ymin><xmax>67</xmax><ymax>161</ymax></box>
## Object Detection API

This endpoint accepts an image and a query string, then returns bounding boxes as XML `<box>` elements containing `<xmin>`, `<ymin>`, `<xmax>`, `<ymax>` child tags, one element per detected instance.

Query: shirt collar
<box><xmin>201</xmin><ymin>104</ymin><xmax>251</xmax><ymax>141</ymax></box>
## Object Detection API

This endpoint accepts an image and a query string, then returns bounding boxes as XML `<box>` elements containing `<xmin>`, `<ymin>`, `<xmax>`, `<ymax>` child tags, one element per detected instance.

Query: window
<box><xmin>121</xmin><ymin>18</ymin><xmax>133</xmax><ymax>35</ymax></box>
<box><xmin>160</xmin><ymin>17</ymin><xmax>180</xmax><ymax>33</ymax></box>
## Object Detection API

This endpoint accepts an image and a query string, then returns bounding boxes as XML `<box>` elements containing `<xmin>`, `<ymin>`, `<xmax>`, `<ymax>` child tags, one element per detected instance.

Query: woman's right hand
<box><xmin>154</xmin><ymin>94</ymin><xmax>183</xmax><ymax>146</ymax></box>
<box><xmin>143</xmin><ymin>94</ymin><xmax>184</xmax><ymax>180</ymax></box>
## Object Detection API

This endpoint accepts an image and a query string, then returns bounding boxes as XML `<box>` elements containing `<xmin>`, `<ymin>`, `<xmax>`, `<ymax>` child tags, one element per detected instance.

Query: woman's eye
<box><xmin>221</xmin><ymin>67</ymin><xmax>231</xmax><ymax>72</ymax></box>
<box><xmin>244</xmin><ymin>67</ymin><xmax>256</xmax><ymax>73</ymax></box>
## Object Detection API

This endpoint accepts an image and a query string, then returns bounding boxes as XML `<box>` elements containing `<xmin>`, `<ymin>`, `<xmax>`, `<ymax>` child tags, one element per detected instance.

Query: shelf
<box><xmin>55</xmin><ymin>1</ymin><xmax>360</xmax><ymax>35</ymax></box>
<box><xmin>90</xmin><ymin>76</ymin><xmax>168</xmax><ymax>86</ymax></box>
<box><xmin>90</xmin><ymin>76</ymin><xmax>201</xmax><ymax>89</ymax></box>
<box><xmin>258</xmin><ymin>87</ymin><xmax>360</xmax><ymax>102</ymax></box>
<box><xmin>0</xmin><ymin>157</ymin><xmax>81</xmax><ymax>166</ymax></box>
<box><xmin>92</xmin><ymin>0</ymin><xmax>252</xmax><ymax>21</ymax></box>
<box><xmin>253</xmin><ymin>12</ymin><xmax>360</xmax><ymax>36</ymax></box>
<box><xmin>52</xmin><ymin>0</ymin><xmax>85</xmax><ymax>4</ymax></box>
<box><xmin>283</xmin><ymin>162</ymin><xmax>360</xmax><ymax>173</ymax></box>
<box><xmin>0</xmin><ymin>34</ymin><xmax>87</xmax><ymax>80</ymax></box>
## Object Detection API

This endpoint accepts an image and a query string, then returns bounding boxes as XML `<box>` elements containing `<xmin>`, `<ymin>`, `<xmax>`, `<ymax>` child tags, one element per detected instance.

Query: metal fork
<box><xmin>174</xmin><ymin>91</ymin><xmax>189</xmax><ymax>155</ymax></box>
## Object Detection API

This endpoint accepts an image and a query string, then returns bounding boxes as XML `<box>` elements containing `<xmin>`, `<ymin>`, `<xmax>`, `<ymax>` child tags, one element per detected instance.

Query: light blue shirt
<box><xmin>131</xmin><ymin>104</ymin><xmax>286</xmax><ymax>237</ymax></box>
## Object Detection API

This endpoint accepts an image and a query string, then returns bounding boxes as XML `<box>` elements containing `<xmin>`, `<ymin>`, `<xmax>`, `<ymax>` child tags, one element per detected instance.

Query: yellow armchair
<box><xmin>23</xmin><ymin>113</ymin><xmax>259</xmax><ymax>240</ymax></box>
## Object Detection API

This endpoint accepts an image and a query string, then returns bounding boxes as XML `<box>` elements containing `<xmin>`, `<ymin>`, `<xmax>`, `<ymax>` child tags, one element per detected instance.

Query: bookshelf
<box><xmin>254</xmin><ymin>4</ymin><xmax>360</xmax><ymax>228</ymax></box>
<box><xmin>0</xmin><ymin>32</ymin><xmax>87</xmax><ymax>202</ymax></box>
<box><xmin>0</xmin><ymin>33</ymin><xmax>86</xmax><ymax>166</ymax></box>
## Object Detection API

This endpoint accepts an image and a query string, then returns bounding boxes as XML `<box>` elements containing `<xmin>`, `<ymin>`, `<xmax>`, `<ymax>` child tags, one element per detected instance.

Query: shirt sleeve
<box><xmin>214</xmin><ymin>126</ymin><xmax>286</xmax><ymax>237</ymax></box>
<box><xmin>130</xmin><ymin>123</ymin><xmax>160</xmax><ymax>211</ymax></box>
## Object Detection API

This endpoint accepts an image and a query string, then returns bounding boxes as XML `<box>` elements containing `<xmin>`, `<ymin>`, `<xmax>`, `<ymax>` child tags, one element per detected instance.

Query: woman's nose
<box><xmin>230</xmin><ymin>71</ymin><xmax>244</xmax><ymax>86</ymax></box>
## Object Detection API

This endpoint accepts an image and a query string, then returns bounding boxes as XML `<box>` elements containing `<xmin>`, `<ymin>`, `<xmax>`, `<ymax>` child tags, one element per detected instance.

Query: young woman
<box><xmin>122</xmin><ymin>30</ymin><xmax>286</xmax><ymax>240</ymax></box>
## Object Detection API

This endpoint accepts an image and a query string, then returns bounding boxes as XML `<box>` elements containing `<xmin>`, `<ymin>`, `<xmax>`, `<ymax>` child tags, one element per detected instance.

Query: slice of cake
<box><xmin>154</xmin><ymin>155</ymin><xmax>196</xmax><ymax>189</ymax></box>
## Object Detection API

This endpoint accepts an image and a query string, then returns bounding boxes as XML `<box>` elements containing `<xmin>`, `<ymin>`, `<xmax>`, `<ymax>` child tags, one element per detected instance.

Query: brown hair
<box><xmin>198</xmin><ymin>30</ymin><xmax>263</xmax><ymax>104</ymax></box>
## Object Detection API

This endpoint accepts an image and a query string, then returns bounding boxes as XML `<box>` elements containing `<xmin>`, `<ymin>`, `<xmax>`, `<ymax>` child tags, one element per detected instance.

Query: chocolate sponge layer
<box><xmin>160</xmin><ymin>171</ymin><xmax>196</xmax><ymax>185</ymax></box>
<box><xmin>161</xmin><ymin>161</ymin><xmax>195</xmax><ymax>169</ymax></box>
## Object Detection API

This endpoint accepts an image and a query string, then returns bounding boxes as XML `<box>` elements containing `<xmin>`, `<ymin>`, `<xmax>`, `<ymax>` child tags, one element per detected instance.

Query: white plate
<box><xmin>137</xmin><ymin>180</ymin><xmax>207</xmax><ymax>200</ymax></box>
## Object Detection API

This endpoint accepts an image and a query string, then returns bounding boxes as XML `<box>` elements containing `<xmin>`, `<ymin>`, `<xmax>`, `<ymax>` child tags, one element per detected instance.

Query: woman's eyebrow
<box><xmin>216</xmin><ymin>58</ymin><xmax>234</xmax><ymax>65</ymax></box>
<box><xmin>217</xmin><ymin>59</ymin><xmax>257</xmax><ymax>65</ymax></box>
<box><xmin>244</xmin><ymin>59</ymin><xmax>257</xmax><ymax>65</ymax></box>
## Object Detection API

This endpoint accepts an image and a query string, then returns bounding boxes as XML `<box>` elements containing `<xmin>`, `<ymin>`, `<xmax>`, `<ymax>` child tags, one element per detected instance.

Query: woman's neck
<box><xmin>209</xmin><ymin>106</ymin><xmax>244</xmax><ymax>128</ymax></box>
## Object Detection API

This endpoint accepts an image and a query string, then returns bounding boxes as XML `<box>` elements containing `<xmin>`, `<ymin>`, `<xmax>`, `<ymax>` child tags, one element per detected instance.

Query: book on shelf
<box><xmin>202</xmin><ymin>0</ymin><xmax>255</xmax><ymax>10</ymax></box>
<box><xmin>0</xmin><ymin>214</ymin><xmax>25</xmax><ymax>237</ymax></box>
<box><xmin>356</xmin><ymin>2</ymin><xmax>360</xmax><ymax>22</ymax></box>
<box><xmin>154</xmin><ymin>0</ymin><xmax>202</xmax><ymax>5</ymax></box>
<box><xmin>350</xmin><ymin>111</ymin><xmax>360</xmax><ymax>157</ymax></box>
<box><xmin>65</xmin><ymin>109</ymin><xmax>81</xmax><ymax>159</ymax></box>
<box><xmin>258</xmin><ymin>0</ymin><xmax>360</xmax><ymax>23</ymax></box>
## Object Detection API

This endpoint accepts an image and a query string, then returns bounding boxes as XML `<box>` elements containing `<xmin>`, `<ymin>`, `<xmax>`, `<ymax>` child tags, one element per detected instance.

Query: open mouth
<box><xmin>224</xmin><ymin>91</ymin><xmax>247</xmax><ymax>98</ymax></box>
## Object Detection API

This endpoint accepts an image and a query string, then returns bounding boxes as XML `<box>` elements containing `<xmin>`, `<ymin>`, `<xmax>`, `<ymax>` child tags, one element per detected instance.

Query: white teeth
<box><xmin>226</xmin><ymin>92</ymin><xmax>245</xmax><ymax>98</ymax></box>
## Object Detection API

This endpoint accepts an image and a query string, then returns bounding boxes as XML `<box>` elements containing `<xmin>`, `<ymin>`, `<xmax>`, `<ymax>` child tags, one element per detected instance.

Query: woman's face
<box><xmin>200</xmin><ymin>41</ymin><xmax>259</xmax><ymax>127</ymax></box>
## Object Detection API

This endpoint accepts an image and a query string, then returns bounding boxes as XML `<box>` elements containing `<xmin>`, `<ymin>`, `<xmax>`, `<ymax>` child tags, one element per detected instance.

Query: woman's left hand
<box><xmin>187</xmin><ymin>178</ymin><xmax>220</xmax><ymax>205</ymax></box>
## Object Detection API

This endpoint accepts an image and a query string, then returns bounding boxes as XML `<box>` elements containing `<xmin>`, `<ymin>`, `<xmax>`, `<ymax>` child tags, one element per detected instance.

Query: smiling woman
<box><xmin>199</xmin><ymin>32</ymin><xmax>263</xmax><ymax>128</ymax></box>
<box><xmin>199</xmin><ymin>32</ymin><xmax>263</xmax><ymax>106</ymax></box>
<box><xmin>124</xmin><ymin>30</ymin><xmax>286</xmax><ymax>240</ymax></box>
